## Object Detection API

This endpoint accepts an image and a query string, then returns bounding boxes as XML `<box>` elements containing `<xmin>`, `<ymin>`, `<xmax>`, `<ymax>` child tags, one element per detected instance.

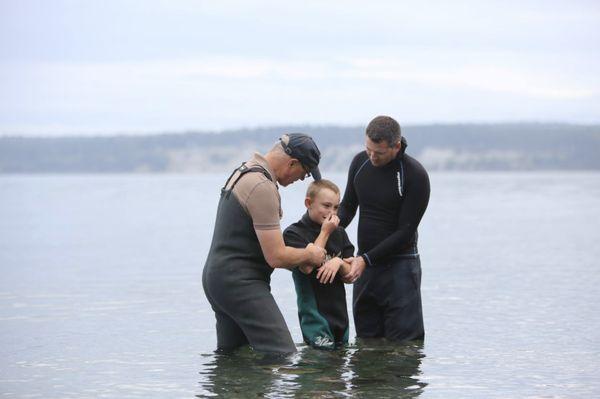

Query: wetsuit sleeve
<box><xmin>338</xmin><ymin>228</ymin><xmax>355</xmax><ymax>258</ymax></box>
<box><xmin>363</xmin><ymin>163</ymin><xmax>430</xmax><ymax>265</ymax></box>
<box><xmin>283</xmin><ymin>227</ymin><xmax>309</xmax><ymax>249</ymax></box>
<box><xmin>338</xmin><ymin>154</ymin><xmax>361</xmax><ymax>228</ymax></box>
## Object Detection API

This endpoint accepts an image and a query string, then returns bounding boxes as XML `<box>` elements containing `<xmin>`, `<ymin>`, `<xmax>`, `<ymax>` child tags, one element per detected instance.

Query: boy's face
<box><xmin>306</xmin><ymin>188</ymin><xmax>340</xmax><ymax>225</ymax></box>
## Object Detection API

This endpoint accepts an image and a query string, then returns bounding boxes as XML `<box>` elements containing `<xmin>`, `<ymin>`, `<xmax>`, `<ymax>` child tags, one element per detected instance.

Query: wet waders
<box><xmin>202</xmin><ymin>164</ymin><xmax>296</xmax><ymax>354</ymax></box>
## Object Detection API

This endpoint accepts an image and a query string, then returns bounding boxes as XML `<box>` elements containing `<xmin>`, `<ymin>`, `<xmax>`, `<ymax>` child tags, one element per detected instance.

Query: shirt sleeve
<box><xmin>245</xmin><ymin>180</ymin><xmax>281</xmax><ymax>230</ymax></box>
<box><xmin>363</xmin><ymin>162</ymin><xmax>430</xmax><ymax>264</ymax></box>
<box><xmin>282</xmin><ymin>227</ymin><xmax>309</xmax><ymax>249</ymax></box>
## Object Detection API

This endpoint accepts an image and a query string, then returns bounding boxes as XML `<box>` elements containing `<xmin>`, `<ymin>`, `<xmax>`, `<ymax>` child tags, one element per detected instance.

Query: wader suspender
<box><xmin>222</xmin><ymin>162</ymin><xmax>274</xmax><ymax>199</ymax></box>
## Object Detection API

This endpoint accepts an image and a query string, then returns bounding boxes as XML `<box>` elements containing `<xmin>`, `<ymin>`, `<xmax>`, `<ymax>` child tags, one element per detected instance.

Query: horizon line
<box><xmin>1</xmin><ymin>120</ymin><xmax>599</xmax><ymax>139</ymax></box>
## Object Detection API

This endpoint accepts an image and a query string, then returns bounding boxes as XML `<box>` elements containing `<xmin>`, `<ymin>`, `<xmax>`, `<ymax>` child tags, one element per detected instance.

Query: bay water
<box><xmin>1</xmin><ymin>172</ymin><xmax>599</xmax><ymax>398</ymax></box>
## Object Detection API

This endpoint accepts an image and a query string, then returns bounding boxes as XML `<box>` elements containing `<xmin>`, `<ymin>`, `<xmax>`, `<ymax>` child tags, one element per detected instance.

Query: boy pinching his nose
<box><xmin>283</xmin><ymin>179</ymin><xmax>355</xmax><ymax>349</ymax></box>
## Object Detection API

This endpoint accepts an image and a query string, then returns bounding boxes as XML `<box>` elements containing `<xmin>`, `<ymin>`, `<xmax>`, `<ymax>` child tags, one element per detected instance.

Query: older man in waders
<box><xmin>202</xmin><ymin>133</ymin><xmax>327</xmax><ymax>354</ymax></box>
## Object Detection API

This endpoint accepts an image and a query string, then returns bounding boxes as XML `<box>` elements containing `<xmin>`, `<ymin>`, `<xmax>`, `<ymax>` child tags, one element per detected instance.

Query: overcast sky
<box><xmin>1</xmin><ymin>0</ymin><xmax>599</xmax><ymax>136</ymax></box>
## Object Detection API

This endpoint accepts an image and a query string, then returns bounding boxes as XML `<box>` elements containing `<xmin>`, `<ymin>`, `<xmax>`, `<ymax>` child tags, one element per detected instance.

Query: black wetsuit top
<box><xmin>338</xmin><ymin>138</ymin><xmax>430</xmax><ymax>266</ymax></box>
<box><xmin>283</xmin><ymin>213</ymin><xmax>355</xmax><ymax>348</ymax></box>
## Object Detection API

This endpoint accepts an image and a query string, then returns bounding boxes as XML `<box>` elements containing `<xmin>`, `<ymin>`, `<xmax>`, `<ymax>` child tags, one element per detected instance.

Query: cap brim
<box><xmin>310</xmin><ymin>166</ymin><xmax>321</xmax><ymax>181</ymax></box>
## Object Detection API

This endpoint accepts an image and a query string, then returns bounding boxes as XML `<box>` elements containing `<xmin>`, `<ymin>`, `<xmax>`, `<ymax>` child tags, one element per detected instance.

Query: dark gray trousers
<box><xmin>353</xmin><ymin>256</ymin><xmax>424</xmax><ymax>341</ymax></box>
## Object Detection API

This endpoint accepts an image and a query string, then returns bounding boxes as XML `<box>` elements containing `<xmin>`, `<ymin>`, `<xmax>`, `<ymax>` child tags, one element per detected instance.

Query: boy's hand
<box><xmin>321</xmin><ymin>214</ymin><xmax>340</xmax><ymax>235</ymax></box>
<box><xmin>316</xmin><ymin>258</ymin><xmax>341</xmax><ymax>284</ymax></box>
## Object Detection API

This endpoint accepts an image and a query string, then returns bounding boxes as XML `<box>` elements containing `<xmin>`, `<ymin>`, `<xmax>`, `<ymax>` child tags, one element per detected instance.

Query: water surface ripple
<box><xmin>1</xmin><ymin>173</ymin><xmax>599</xmax><ymax>398</ymax></box>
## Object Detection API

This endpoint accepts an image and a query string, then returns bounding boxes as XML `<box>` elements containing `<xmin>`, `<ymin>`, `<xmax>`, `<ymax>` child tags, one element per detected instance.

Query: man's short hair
<box><xmin>306</xmin><ymin>179</ymin><xmax>340</xmax><ymax>200</ymax></box>
<box><xmin>366</xmin><ymin>115</ymin><xmax>401</xmax><ymax>147</ymax></box>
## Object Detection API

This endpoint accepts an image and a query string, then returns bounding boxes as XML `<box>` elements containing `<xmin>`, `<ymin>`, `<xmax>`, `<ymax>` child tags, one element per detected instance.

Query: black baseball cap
<box><xmin>279</xmin><ymin>133</ymin><xmax>322</xmax><ymax>181</ymax></box>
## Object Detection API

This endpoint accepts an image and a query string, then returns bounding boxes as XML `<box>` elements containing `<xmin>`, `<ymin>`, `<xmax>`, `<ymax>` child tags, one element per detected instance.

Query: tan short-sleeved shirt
<box><xmin>226</xmin><ymin>153</ymin><xmax>282</xmax><ymax>230</ymax></box>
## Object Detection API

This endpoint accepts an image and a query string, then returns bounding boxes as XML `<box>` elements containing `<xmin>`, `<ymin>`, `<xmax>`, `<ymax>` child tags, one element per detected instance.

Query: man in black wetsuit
<box><xmin>338</xmin><ymin>116</ymin><xmax>430</xmax><ymax>342</ymax></box>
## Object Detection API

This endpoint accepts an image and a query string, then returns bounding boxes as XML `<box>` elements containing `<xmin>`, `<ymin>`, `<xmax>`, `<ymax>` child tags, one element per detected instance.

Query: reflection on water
<box><xmin>198</xmin><ymin>340</ymin><xmax>426</xmax><ymax>398</ymax></box>
<box><xmin>3</xmin><ymin>173</ymin><xmax>599</xmax><ymax>397</ymax></box>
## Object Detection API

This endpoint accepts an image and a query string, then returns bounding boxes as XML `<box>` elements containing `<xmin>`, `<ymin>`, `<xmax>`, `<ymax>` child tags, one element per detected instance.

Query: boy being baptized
<box><xmin>283</xmin><ymin>179</ymin><xmax>354</xmax><ymax>349</ymax></box>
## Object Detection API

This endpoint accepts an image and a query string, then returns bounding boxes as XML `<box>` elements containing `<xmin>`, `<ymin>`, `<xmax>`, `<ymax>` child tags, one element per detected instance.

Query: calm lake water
<box><xmin>1</xmin><ymin>172</ymin><xmax>599</xmax><ymax>398</ymax></box>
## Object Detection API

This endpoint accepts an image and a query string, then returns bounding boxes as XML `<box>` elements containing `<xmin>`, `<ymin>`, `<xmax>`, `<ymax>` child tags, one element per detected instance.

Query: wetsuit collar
<box><xmin>300</xmin><ymin>211</ymin><xmax>322</xmax><ymax>232</ymax></box>
<box><xmin>250</xmin><ymin>153</ymin><xmax>278</xmax><ymax>186</ymax></box>
<box><xmin>395</xmin><ymin>136</ymin><xmax>408</xmax><ymax>161</ymax></box>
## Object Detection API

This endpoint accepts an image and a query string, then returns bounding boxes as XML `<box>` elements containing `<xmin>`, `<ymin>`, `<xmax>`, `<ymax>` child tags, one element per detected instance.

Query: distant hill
<box><xmin>1</xmin><ymin>123</ymin><xmax>599</xmax><ymax>173</ymax></box>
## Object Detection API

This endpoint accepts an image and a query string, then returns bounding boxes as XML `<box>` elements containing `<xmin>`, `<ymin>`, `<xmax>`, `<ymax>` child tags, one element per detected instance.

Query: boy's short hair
<box><xmin>306</xmin><ymin>179</ymin><xmax>340</xmax><ymax>200</ymax></box>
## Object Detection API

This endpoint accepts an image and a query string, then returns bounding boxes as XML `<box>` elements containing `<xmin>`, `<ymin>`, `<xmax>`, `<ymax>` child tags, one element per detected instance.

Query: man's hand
<box><xmin>316</xmin><ymin>258</ymin><xmax>342</xmax><ymax>284</ymax></box>
<box><xmin>320</xmin><ymin>214</ymin><xmax>340</xmax><ymax>236</ymax></box>
<box><xmin>342</xmin><ymin>256</ymin><xmax>366</xmax><ymax>283</ymax></box>
<box><xmin>306</xmin><ymin>243</ymin><xmax>327</xmax><ymax>266</ymax></box>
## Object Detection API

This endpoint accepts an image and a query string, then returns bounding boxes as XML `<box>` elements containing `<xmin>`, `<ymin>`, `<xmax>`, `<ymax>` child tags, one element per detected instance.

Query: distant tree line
<box><xmin>1</xmin><ymin>123</ymin><xmax>599</xmax><ymax>173</ymax></box>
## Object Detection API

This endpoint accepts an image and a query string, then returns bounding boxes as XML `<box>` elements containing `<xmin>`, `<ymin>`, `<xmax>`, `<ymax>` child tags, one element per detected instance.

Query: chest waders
<box><xmin>202</xmin><ymin>163</ymin><xmax>296</xmax><ymax>354</ymax></box>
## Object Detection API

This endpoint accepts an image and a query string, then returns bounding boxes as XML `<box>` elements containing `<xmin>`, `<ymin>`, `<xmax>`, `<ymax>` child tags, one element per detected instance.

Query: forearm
<box><xmin>363</xmin><ymin>203</ymin><xmax>428</xmax><ymax>265</ymax></box>
<box><xmin>270</xmin><ymin>245</ymin><xmax>313</xmax><ymax>269</ymax></box>
<box><xmin>362</xmin><ymin>224</ymin><xmax>417</xmax><ymax>265</ymax></box>
<box><xmin>314</xmin><ymin>230</ymin><xmax>332</xmax><ymax>249</ymax></box>
<box><xmin>260</xmin><ymin>228</ymin><xmax>323</xmax><ymax>269</ymax></box>
<box><xmin>365</xmin><ymin>173</ymin><xmax>430</xmax><ymax>265</ymax></box>
<box><xmin>338</xmin><ymin>259</ymin><xmax>351</xmax><ymax>276</ymax></box>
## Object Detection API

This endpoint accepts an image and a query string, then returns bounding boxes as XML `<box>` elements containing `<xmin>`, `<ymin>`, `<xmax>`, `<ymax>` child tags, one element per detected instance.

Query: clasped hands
<box><xmin>301</xmin><ymin>251</ymin><xmax>365</xmax><ymax>284</ymax></box>
<box><xmin>309</xmin><ymin>255</ymin><xmax>365</xmax><ymax>284</ymax></box>
<box><xmin>300</xmin><ymin>213</ymin><xmax>366</xmax><ymax>284</ymax></box>
<box><xmin>300</xmin><ymin>254</ymin><xmax>345</xmax><ymax>284</ymax></box>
